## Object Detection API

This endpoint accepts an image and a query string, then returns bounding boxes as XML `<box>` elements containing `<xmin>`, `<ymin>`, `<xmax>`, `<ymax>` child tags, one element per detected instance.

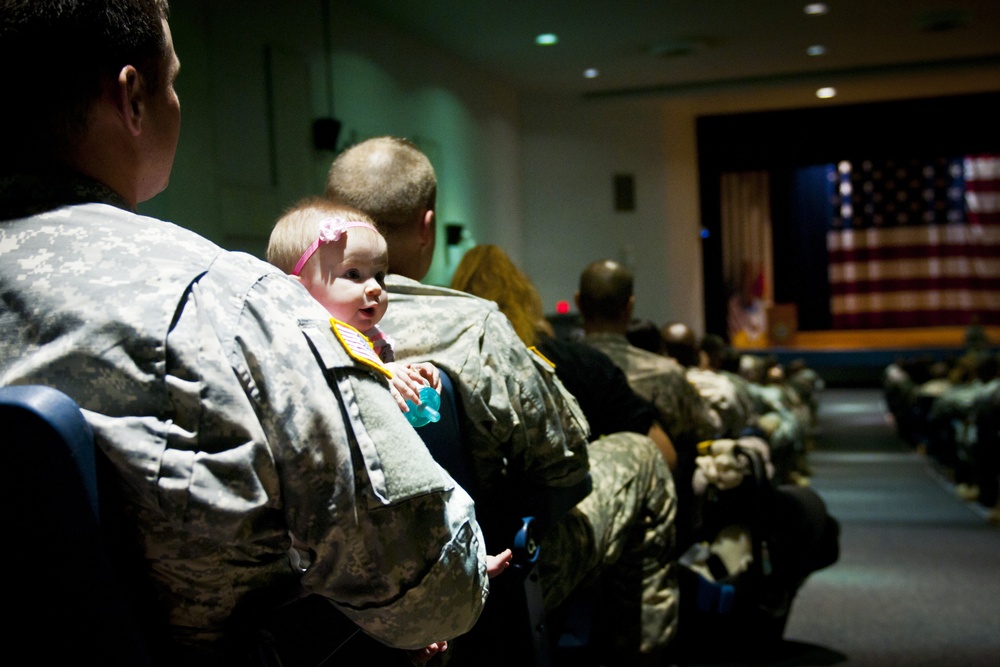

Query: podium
<box><xmin>766</xmin><ymin>303</ymin><xmax>798</xmax><ymax>346</ymax></box>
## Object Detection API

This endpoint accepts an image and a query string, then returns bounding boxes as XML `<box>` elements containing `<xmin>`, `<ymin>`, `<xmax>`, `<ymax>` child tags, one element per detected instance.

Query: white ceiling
<box><xmin>358</xmin><ymin>0</ymin><xmax>1000</xmax><ymax>98</ymax></box>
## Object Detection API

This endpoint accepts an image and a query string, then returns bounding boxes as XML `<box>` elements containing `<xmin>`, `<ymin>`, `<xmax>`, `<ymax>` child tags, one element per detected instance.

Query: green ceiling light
<box><xmin>536</xmin><ymin>33</ymin><xmax>558</xmax><ymax>45</ymax></box>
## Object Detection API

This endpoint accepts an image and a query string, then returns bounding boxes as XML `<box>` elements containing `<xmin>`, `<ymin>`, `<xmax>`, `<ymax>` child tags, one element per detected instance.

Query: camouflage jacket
<box><xmin>583</xmin><ymin>332</ymin><xmax>720</xmax><ymax>445</ymax></box>
<box><xmin>0</xmin><ymin>172</ymin><xmax>488</xmax><ymax>651</ymax></box>
<box><xmin>685</xmin><ymin>367</ymin><xmax>756</xmax><ymax>438</ymax></box>
<box><xmin>380</xmin><ymin>275</ymin><xmax>591</xmax><ymax>511</ymax></box>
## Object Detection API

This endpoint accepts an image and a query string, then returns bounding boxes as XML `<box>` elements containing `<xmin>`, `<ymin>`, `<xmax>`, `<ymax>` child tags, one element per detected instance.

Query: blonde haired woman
<box><xmin>450</xmin><ymin>244</ymin><xmax>550</xmax><ymax>347</ymax></box>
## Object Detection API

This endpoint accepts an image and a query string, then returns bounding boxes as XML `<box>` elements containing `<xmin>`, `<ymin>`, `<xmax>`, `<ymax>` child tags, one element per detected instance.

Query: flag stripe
<box><xmin>830</xmin><ymin>277</ymin><xmax>1000</xmax><ymax>296</ymax></box>
<box><xmin>828</xmin><ymin>256</ymin><xmax>1000</xmax><ymax>280</ymax></box>
<box><xmin>828</xmin><ymin>244</ymin><xmax>999</xmax><ymax>263</ymax></box>
<box><xmin>827</xmin><ymin>224</ymin><xmax>1000</xmax><ymax>249</ymax></box>
<box><xmin>832</xmin><ymin>310</ymin><xmax>1000</xmax><ymax>328</ymax></box>
<box><xmin>827</xmin><ymin>154</ymin><xmax>1000</xmax><ymax>329</ymax></box>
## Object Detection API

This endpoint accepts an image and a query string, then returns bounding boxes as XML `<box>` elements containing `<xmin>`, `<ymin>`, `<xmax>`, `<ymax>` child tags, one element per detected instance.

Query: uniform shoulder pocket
<box><xmin>527</xmin><ymin>345</ymin><xmax>590</xmax><ymax>440</ymax></box>
<box><xmin>300</xmin><ymin>320</ymin><xmax>450</xmax><ymax>506</ymax></box>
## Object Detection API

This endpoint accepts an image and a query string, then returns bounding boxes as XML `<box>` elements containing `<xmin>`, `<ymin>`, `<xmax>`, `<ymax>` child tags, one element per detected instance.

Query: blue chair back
<box><xmin>0</xmin><ymin>384</ymin><xmax>152</xmax><ymax>665</ymax></box>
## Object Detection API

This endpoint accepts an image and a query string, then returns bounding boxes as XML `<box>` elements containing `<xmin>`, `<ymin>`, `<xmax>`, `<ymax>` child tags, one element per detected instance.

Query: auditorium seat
<box><xmin>0</xmin><ymin>384</ymin><xmax>152</xmax><ymax>665</ymax></box>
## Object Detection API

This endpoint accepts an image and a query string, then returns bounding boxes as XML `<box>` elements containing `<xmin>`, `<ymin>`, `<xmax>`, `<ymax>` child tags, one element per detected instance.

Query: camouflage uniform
<box><xmin>539</xmin><ymin>431</ymin><xmax>677</xmax><ymax>655</ymax></box>
<box><xmin>380</xmin><ymin>275</ymin><xmax>678</xmax><ymax>656</ymax></box>
<box><xmin>583</xmin><ymin>333</ymin><xmax>720</xmax><ymax>444</ymax></box>
<box><xmin>685</xmin><ymin>367</ymin><xmax>756</xmax><ymax>438</ymax></box>
<box><xmin>743</xmin><ymin>380</ymin><xmax>806</xmax><ymax>481</ymax></box>
<box><xmin>0</xmin><ymin>173</ymin><xmax>488</xmax><ymax>654</ymax></box>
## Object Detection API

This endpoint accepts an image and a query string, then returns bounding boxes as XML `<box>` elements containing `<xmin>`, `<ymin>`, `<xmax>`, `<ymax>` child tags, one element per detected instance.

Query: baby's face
<box><xmin>300</xmin><ymin>228</ymin><xmax>389</xmax><ymax>333</ymax></box>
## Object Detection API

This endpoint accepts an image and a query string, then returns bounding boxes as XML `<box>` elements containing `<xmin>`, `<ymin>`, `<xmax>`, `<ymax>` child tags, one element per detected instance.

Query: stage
<box><xmin>737</xmin><ymin>326</ymin><xmax>1000</xmax><ymax>387</ymax></box>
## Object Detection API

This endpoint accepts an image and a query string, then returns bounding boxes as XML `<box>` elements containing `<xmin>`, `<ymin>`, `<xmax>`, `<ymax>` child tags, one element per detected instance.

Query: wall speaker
<box><xmin>312</xmin><ymin>117</ymin><xmax>342</xmax><ymax>151</ymax></box>
<box><xmin>614</xmin><ymin>174</ymin><xmax>635</xmax><ymax>211</ymax></box>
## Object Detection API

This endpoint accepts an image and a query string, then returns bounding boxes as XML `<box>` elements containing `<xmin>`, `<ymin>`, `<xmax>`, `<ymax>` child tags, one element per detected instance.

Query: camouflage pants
<box><xmin>538</xmin><ymin>431</ymin><xmax>678</xmax><ymax>658</ymax></box>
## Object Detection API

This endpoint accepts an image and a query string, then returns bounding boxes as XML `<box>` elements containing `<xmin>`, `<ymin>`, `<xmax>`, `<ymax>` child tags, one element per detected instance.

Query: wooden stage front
<box><xmin>736</xmin><ymin>326</ymin><xmax>1000</xmax><ymax>387</ymax></box>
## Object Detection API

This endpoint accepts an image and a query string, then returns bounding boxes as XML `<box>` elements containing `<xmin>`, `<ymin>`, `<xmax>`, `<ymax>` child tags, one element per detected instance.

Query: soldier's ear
<box><xmin>419</xmin><ymin>209</ymin><xmax>435</xmax><ymax>247</ymax></box>
<box><xmin>113</xmin><ymin>64</ymin><xmax>144</xmax><ymax>137</ymax></box>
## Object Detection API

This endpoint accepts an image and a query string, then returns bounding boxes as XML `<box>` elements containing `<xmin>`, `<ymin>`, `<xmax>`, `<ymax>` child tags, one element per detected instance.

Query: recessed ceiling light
<box><xmin>804</xmin><ymin>3</ymin><xmax>829</xmax><ymax>15</ymax></box>
<box><xmin>583</xmin><ymin>68</ymin><xmax>599</xmax><ymax>79</ymax></box>
<box><xmin>816</xmin><ymin>86</ymin><xmax>837</xmax><ymax>98</ymax></box>
<box><xmin>535</xmin><ymin>33</ymin><xmax>558</xmax><ymax>46</ymax></box>
<box><xmin>807</xmin><ymin>45</ymin><xmax>826</xmax><ymax>56</ymax></box>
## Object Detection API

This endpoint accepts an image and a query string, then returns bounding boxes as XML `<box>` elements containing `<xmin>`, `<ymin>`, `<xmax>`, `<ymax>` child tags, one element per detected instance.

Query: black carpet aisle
<box><xmin>776</xmin><ymin>388</ymin><xmax>1000</xmax><ymax>666</ymax></box>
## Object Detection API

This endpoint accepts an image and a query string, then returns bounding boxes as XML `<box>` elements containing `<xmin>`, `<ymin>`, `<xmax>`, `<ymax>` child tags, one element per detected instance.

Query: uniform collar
<box><xmin>0</xmin><ymin>168</ymin><xmax>132</xmax><ymax>220</ymax></box>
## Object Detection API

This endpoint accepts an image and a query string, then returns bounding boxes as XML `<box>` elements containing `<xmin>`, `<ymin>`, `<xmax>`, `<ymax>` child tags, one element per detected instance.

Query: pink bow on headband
<box><xmin>291</xmin><ymin>216</ymin><xmax>378</xmax><ymax>276</ymax></box>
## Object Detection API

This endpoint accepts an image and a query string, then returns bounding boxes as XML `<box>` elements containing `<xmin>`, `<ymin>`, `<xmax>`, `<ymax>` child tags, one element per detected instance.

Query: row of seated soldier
<box><xmin>0</xmin><ymin>6</ymin><xmax>671</xmax><ymax>667</ymax></box>
<box><xmin>883</xmin><ymin>347</ymin><xmax>1000</xmax><ymax>524</ymax></box>
<box><xmin>318</xmin><ymin>137</ymin><xmax>681</xmax><ymax>666</ymax></box>
<box><xmin>0</xmin><ymin>5</ymin><xmax>834</xmax><ymax>663</ymax></box>
<box><xmin>3</xmin><ymin>5</ymin><xmax>528</xmax><ymax>666</ymax></box>
<box><xmin>624</xmin><ymin>319</ymin><xmax>822</xmax><ymax>489</ymax></box>
<box><xmin>451</xmin><ymin>245</ymin><xmax>840</xmax><ymax>663</ymax></box>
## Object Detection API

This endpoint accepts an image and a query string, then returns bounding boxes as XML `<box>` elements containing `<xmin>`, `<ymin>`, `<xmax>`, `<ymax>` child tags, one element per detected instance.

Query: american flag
<box><xmin>827</xmin><ymin>155</ymin><xmax>1000</xmax><ymax>328</ymax></box>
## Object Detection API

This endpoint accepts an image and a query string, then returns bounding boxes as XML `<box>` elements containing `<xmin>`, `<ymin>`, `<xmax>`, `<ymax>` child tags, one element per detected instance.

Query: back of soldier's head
<box><xmin>0</xmin><ymin>0</ymin><xmax>169</xmax><ymax>170</ymax></box>
<box><xmin>662</xmin><ymin>322</ymin><xmax>699</xmax><ymax>367</ymax></box>
<box><xmin>627</xmin><ymin>319</ymin><xmax>664</xmax><ymax>355</ymax></box>
<box><xmin>324</xmin><ymin>136</ymin><xmax>437</xmax><ymax>237</ymax></box>
<box><xmin>700</xmin><ymin>334</ymin><xmax>728</xmax><ymax>370</ymax></box>
<box><xmin>577</xmin><ymin>260</ymin><xmax>633</xmax><ymax>323</ymax></box>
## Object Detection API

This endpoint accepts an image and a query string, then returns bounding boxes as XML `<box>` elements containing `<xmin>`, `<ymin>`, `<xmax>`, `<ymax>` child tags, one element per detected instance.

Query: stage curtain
<box><xmin>826</xmin><ymin>155</ymin><xmax>1000</xmax><ymax>328</ymax></box>
<box><xmin>721</xmin><ymin>171</ymin><xmax>773</xmax><ymax>345</ymax></box>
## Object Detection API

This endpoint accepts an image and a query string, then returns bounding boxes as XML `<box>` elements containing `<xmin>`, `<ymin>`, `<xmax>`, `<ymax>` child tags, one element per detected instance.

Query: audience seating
<box><xmin>882</xmin><ymin>352</ymin><xmax>1000</xmax><ymax>515</ymax></box>
<box><xmin>0</xmin><ymin>384</ymin><xmax>152</xmax><ymax>665</ymax></box>
<box><xmin>0</xmin><ymin>375</ymin><xmax>657</xmax><ymax>665</ymax></box>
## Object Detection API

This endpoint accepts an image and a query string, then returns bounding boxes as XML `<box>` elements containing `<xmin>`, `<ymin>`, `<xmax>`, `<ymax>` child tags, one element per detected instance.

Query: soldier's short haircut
<box><xmin>661</xmin><ymin>322</ymin><xmax>699</xmax><ymax>367</ymax></box>
<box><xmin>0</xmin><ymin>0</ymin><xmax>170</xmax><ymax>168</ymax></box>
<box><xmin>324</xmin><ymin>136</ymin><xmax>437</xmax><ymax>238</ymax></box>
<box><xmin>577</xmin><ymin>260</ymin><xmax>633</xmax><ymax>322</ymax></box>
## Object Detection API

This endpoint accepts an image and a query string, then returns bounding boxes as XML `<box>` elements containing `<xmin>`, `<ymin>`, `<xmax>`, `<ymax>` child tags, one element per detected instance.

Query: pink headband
<box><xmin>291</xmin><ymin>216</ymin><xmax>379</xmax><ymax>276</ymax></box>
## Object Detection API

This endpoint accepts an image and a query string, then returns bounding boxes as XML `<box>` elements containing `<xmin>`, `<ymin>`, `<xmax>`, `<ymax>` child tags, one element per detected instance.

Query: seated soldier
<box><xmin>325</xmin><ymin>137</ymin><xmax>679</xmax><ymax>665</ymax></box>
<box><xmin>662</xmin><ymin>322</ymin><xmax>757</xmax><ymax>440</ymax></box>
<box><xmin>738</xmin><ymin>354</ymin><xmax>809</xmax><ymax>484</ymax></box>
<box><xmin>574</xmin><ymin>260</ymin><xmax>721</xmax><ymax>546</ymax></box>
<box><xmin>0</xmin><ymin>3</ymin><xmax>488</xmax><ymax>664</ymax></box>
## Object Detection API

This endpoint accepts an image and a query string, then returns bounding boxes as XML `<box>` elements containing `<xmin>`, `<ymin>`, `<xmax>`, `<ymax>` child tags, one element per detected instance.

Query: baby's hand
<box><xmin>409</xmin><ymin>640</ymin><xmax>448</xmax><ymax>664</ymax></box>
<box><xmin>487</xmin><ymin>548</ymin><xmax>513</xmax><ymax>578</ymax></box>
<box><xmin>384</xmin><ymin>362</ymin><xmax>431</xmax><ymax>411</ymax></box>
<box><xmin>408</xmin><ymin>361</ymin><xmax>441</xmax><ymax>393</ymax></box>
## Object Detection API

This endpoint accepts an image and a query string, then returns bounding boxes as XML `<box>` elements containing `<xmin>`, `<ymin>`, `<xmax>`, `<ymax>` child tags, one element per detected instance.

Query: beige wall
<box><xmin>146</xmin><ymin>1</ymin><xmax>1000</xmax><ymax>333</ymax></box>
<box><xmin>521</xmin><ymin>65</ymin><xmax>1000</xmax><ymax>332</ymax></box>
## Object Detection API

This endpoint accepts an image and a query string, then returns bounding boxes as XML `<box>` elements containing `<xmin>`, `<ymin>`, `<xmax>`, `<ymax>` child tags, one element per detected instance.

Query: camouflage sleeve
<box><xmin>647</xmin><ymin>369</ymin><xmax>721</xmax><ymax>444</ymax></box>
<box><xmin>457</xmin><ymin>309</ymin><xmax>591</xmax><ymax>496</ymax></box>
<box><xmin>227</xmin><ymin>274</ymin><xmax>489</xmax><ymax>648</ymax></box>
<box><xmin>686</xmin><ymin>369</ymin><xmax>745</xmax><ymax>438</ymax></box>
<box><xmin>679</xmin><ymin>374</ymin><xmax>722</xmax><ymax>441</ymax></box>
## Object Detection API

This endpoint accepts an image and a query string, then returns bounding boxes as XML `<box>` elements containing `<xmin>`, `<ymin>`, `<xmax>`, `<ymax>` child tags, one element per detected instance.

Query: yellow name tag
<box><xmin>528</xmin><ymin>346</ymin><xmax>556</xmax><ymax>369</ymax></box>
<box><xmin>330</xmin><ymin>318</ymin><xmax>393</xmax><ymax>379</ymax></box>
